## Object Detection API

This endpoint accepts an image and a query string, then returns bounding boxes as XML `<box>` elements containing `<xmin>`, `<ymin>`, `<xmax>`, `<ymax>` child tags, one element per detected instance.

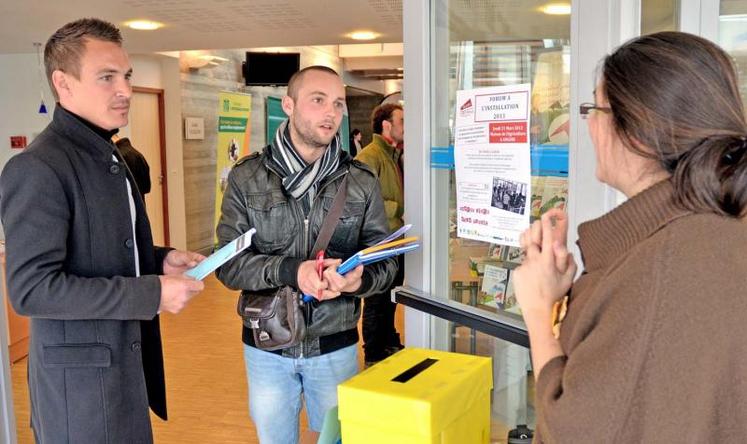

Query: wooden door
<box><xmin>2</xmin><ymin>250</ymin><xmax>29</xmax><ymax>362</ymax></box>
<box><xmin>129</xmin><ymin>87</ymin><xmax>169</xmax><ymax>246</ymax></box>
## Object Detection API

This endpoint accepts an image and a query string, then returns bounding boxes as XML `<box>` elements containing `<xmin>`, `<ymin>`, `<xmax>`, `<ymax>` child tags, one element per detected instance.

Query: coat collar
<box><xmin>370</xmin><ymin>134</ymin><xmax>400</xmax><ymax>160</ymax></box>
<box><xmin>577</xmin><ymin>179</ymin><xmax>690</xmax><ymax>272</ymax></box>
<box><xmin>50</xmin><ymin>105</ymin><xmax>118</xmax><ymax>161</ymax></box>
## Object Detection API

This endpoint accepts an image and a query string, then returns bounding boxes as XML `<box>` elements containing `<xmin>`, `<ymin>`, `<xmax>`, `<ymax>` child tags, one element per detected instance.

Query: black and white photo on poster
<box><xmin>490</xmin><ymin>177</ymin><xmax>528</xmax><ymax>216</ymax></box>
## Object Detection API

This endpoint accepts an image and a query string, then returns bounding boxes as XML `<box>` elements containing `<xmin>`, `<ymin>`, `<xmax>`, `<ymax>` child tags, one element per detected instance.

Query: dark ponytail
<box><xmin>602</xmin><ymin>32</ymin><xmax>747</xmax><ymax>217</ymax></box>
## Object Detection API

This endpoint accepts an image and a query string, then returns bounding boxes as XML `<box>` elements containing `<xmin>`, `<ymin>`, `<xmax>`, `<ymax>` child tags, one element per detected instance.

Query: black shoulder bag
<box><xmin>237</xmin><ymin>176</ymin><xmax>349</xmax><ymax>351</ymax></box>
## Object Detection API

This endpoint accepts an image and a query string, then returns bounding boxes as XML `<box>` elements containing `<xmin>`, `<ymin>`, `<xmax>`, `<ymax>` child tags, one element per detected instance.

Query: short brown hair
<box><xmin>44</xmin><ymin>18</ymin><xmax>122</xmax><ymax>100</ymax></box>
<box><xmin>371</xmin><ymin>103</ymin><xmax>403</xmax><ymax>135</ymax></box>
<box><xmin>602</xmin><ymin>31</ymin><xmax>747</xmax><ymax>217</ymax></box>
<box><xmin>286</xmin><ymin>65</ymin><xmax>340</xmax><ymax>100</ymax></box>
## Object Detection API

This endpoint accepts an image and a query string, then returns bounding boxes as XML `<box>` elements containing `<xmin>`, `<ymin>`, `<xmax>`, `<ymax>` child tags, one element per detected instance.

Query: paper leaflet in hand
<box><xmin>185</xmin><ymin>228</ymin><xmax>256</xmax><ymax>280</ymax></box>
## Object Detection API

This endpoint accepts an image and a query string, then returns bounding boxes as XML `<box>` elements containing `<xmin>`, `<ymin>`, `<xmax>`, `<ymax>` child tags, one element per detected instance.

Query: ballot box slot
<box><xmin>391</xmin><ymin>358</ymin><xmax>438</xmax><ymax>383</ymax></box>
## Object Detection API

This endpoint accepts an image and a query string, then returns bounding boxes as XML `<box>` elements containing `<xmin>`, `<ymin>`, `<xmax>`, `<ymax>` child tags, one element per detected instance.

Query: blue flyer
<box><xmin>185</xmin><ymin>228</ymin><xmax>256</xmax><ymax>280</ymax></box>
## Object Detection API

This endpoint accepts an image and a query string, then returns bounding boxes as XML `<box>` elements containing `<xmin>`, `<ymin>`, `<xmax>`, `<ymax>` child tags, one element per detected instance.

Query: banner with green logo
<box><xmin>215</xmin><ymin>91</ymin><xmax>251</xmax><ymax>245</ymax></box>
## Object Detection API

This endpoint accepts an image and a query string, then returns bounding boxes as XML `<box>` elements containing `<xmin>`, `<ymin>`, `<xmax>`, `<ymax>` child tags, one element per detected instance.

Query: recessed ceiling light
<box><xmin>126</xmin><ymin>20</ymin><xmax>163</xmax><ymax>31</ymax></box>
<box><xmin>349</xmin><ymin>31</ymin><xmax>378</xmax><ymax>41</ymax></box>
<box><xmin>541</xmin><ymin>3</ymin><xmax>571</xmax><ymax>15</ymax></box>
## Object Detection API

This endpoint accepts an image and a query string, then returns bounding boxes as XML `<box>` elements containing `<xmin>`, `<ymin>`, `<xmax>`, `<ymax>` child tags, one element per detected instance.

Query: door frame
<box><xmin>132</xmin><ymin>86</ymin><xmax>170</xmax><ymax>245</ymax></box>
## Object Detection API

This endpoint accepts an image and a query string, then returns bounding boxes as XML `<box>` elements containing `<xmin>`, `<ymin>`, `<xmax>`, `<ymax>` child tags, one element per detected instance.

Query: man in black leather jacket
<box><xmin>216</xmin><ymin>66</ymin><xmax>396</xmax><ymax>444</ymax></box>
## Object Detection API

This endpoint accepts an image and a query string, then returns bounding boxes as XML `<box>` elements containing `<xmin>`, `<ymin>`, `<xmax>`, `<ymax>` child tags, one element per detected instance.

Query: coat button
<box><xmin>125</xmin><ymin>238</ymin><xmax>134</xmax><ymax>248</ymax></box>
<box><xmin>109</xmin><ymin>164</ymin><xmax>120</xmax><ymax>174</ymax></box>
<box><xmin>131</xmin><ymin>341</ymin><xmax>141</xmax><ymax>352</ymax></box>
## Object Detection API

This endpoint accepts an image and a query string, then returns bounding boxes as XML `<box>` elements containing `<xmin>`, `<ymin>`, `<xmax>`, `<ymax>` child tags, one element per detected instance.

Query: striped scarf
<box><xmin>266</xmin><ymin>119</ymin><xmax>342</xmax><ymax>213</ymax></box>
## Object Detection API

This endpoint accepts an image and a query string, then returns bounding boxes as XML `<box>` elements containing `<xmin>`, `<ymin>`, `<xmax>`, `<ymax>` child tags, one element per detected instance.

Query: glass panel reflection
<box><xmin>429</xmin><ymin>1</ymin><xmax>570</xmax><ymax>438</ymax></box>
<box><xmin>641</xmin><ymin>0</ymin><xmax>677</xmax><ymax>35</ymax></box>
<box><xmin>451</xmin><ymin>322</ymin><xmax>535</xmax><ymax>440</ymax></box>
<box><xmin>719</xmin><ymin>0</ymin><xmax>747</xmax><ymax>106</ymax></box>
<box><xmin>431</xmin><ymin>0</ymin><xmax>570</xmax><ymax>323</ymax></box>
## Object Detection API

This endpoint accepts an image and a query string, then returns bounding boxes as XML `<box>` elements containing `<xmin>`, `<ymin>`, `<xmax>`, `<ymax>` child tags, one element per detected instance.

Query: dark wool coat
<box><xmin>0</xmin><ymin>106</ymin><xmax>168</xmax><ymax>443</ymax></box>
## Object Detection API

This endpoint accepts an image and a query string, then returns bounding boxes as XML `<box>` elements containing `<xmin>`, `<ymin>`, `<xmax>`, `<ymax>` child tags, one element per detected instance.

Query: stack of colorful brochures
<box><xmin>336</xmin><ymin>224</ymin><xmax>419</xmax><ymax>275</ymax></box>
<box><xmin>302</xmin><ymin>224</ymin><xmax>419</xmax><ymax>303</ymax></box>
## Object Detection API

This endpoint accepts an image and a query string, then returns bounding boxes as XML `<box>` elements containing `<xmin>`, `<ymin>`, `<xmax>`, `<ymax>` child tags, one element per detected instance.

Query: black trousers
<box><xmin>362</xmin><ymin>256</ymin><xmax>405</xmax><ymax>361</ymax></box>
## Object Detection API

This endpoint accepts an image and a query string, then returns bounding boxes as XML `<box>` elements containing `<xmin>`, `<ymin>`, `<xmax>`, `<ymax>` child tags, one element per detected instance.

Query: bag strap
<box><xmin>309</xmin><ymin>174</ymin><xmax>348</xmax><ymax>259</ymax></box>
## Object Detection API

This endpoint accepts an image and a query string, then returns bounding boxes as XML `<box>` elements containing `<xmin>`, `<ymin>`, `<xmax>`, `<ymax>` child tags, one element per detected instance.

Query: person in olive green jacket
<box><xmin>355</xmin><ymin>103</ymin><xmax>405</xmax><ymax>365</ymax></box>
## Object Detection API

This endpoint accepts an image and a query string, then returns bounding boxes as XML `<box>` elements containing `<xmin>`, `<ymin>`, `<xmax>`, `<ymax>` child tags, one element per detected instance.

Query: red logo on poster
<box><xmin>460</xmin><ymin>99</ymin><xmax>473</xmax><ymax>111</ymax></box>
<box><xmin>489</xmin><ymin>122</ymin><xmax>527</xmax><ymax>143</ymax></box>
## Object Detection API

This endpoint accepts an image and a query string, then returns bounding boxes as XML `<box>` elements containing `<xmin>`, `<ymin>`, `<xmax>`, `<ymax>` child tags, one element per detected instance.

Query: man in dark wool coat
<box><xmin>0</xmin><ymin>18</ymin><xmax>206</xmax><ymax>443</ymax></box>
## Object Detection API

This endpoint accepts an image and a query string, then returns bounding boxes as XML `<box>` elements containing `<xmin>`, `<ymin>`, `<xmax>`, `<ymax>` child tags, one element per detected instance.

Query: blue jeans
<box><xmin>243</xmin><ymin>344</ymin><xmax>358</xmax><ymax>444</ymax></box>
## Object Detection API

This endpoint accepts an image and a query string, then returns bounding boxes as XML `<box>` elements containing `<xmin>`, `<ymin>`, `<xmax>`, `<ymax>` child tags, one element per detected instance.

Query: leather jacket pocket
<box><xmin>246</xmin><ymin>190</ymin><xmax>296</xmax><ymax>253</ymax></box>
<box><xmin>42</xmin><ymin>344</ymin><xmax>112</xmax><ymax>368</ymax></box>
<box><xmin>325</xmin><ymin>199</ymin><xmax>365</xmax><ymax>254</ymax></box>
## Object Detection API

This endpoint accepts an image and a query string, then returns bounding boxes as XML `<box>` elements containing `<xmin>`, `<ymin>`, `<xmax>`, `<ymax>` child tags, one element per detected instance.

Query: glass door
<box><xmin>428</xmin><ymin>0</ymin><xmax>571</xmax><ymax>438</ymax></box>
<box><xmin>400</xmin><ymin>0</ymin><xmax>643</xmax><ymax>440</ymax></box>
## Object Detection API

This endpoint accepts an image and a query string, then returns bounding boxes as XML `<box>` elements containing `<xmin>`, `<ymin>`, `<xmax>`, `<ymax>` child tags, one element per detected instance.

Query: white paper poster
<box><xmin>454</xmin><ymin>84</ymin><xmax>531</xmax><ymax>246</ymax></box>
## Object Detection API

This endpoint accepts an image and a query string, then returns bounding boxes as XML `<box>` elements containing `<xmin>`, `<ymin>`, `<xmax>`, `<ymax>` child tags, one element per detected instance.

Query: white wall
<box><xmin>0</xmin><ymin>53</ymin><xmax>188</xmax><ymax>250</ymax></box>
<box><xmin>0</xmin><ymin>54</ymin><xmax>56</xmax><ymax>240</ymax></box>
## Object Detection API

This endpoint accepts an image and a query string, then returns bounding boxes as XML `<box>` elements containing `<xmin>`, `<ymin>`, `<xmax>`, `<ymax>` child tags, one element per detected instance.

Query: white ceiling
<box><xmin>0</xmin><ymin>0</ymin><xmax>404</xmax><ymax>54</ymax></box>
<box><xmin>0</xmin><ymin>1</ymin><xmax>708</xmax><ymax>56</ymax></box>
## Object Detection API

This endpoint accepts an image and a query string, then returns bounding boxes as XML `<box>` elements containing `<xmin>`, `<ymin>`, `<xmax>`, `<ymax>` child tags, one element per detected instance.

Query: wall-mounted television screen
<box><xmin>242</xmin><ymin>52</ymin><xmax>300</xmax><ymax>86</ymax></box>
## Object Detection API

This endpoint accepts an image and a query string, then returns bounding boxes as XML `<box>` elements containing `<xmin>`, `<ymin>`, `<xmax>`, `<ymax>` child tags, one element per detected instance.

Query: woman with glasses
<box><xmin>514</xmin><ymin>31</ymin><xmax>747</xmax><ymax>442</ymax></box>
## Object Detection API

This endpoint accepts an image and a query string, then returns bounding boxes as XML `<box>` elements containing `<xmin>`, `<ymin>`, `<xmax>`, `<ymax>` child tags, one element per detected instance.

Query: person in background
<box><xmin>513</xmin><ymin>31</ymin><xmax>747</xmax><ymax>442</ymax></box>
<box><xmin>216</xmin><ymin>66</ymin><xmax>396</xmax><ymax>444</ymax></box>
<box><xmin>355</xmin><ymin>103</ymin><xmax>405</xmax><ymax>366</ymax></box>
<box><xmin>349</xmin><ymin>128</ymin><xmax>362</xmax><ymax>157</ymax></box>
<box><xmin>0</xmin><ymin>18</ymin><xmax>205</xmax><ymax>443</ymax></box>
<box><xmin>114</xmin><ymin>135</ymin><xmax>151</xmax><ymax>197</ymax></box>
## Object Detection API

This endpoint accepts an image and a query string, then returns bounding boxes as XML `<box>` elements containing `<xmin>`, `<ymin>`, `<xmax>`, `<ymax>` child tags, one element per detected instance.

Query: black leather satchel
<box><xmin>237</xmin><ymin>175</ymin><xmax>349</xmax><ymax>351</ymax></box>
<box><xmin>237</xmin><ymin>285</ymin><xmax>306</xmax><ymax>351</ymax></box>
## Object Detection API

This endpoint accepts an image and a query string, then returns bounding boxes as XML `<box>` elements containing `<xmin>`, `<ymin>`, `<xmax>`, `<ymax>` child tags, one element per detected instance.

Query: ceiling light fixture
<box><xmin>349</xmin><ymin>31</ymin><xmax>378</xmax><ymax>41</ymax></box>
<box><xmin>126</xmin><ymin>20</ymin><xmax>163</xmax><ymax>31</ymax></box>
<box><xmin>183</xmin><ymin>52</ymin><xmax>229</xmax><ymax>70</ymax></box>
<box><xmin>720</xmin><ymin>14</ymin><xmax>747</xmax><ymax>22</ymax></box>
<box><xmin>541</xmin><ymin>3</ymin><xmax>571</xmax><ymax>15</ymax></box>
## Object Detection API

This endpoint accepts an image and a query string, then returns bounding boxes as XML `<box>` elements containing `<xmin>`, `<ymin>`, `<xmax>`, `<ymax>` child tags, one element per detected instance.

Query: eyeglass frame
<box><xmin>579</xmin><ymin>102</ymin><xmax>612</xmax><ymax>119</ymax></box>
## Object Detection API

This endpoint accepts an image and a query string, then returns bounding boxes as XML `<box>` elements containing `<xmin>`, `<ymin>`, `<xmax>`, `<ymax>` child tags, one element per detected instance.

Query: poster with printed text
<box><xmin>214</xmin><ymin>91</ymin><xmax>251</xmax><ymax>246</ymax></box>
<box><xmin>454</xmin><ymin>84</ymin><xmax>531</xmax><ymax>246</ymax></box>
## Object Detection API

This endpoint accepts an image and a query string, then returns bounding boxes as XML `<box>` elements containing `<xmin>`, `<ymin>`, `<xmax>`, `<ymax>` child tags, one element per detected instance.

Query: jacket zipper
<box><xmin>301</xmin><ymin>217</ymin><xmax>309</xmax><ymax>360</ymax></box>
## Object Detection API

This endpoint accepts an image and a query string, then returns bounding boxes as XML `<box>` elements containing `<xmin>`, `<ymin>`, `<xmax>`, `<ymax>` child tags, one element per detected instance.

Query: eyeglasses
<box><xmin>579</xmin><ymin>102</ymin><xmax>612</xmax><ymax>119</ymax></box>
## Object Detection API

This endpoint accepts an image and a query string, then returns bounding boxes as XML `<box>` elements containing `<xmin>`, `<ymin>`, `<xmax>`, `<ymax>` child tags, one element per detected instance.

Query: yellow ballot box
<box><xmin>338</xmin><ymin>347</ymin><xmax>492</xmax><ymax>443</ymax></box>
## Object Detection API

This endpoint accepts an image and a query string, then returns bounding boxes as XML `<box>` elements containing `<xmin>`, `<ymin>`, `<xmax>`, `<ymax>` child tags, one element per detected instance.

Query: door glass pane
<box><xmin>451</xmin><ymin>322</ymin><xmax>534</xmax><ymax>441</ymax></box>
<box><xmin>430</xmin><ymin>1</ymin><xmax>571</xmax><ymax>326</ymax></box>
<box><xmin>719</xmin><ymin>0</ymin><xmax>747</xmax><ymax>106</ymax></box>
<box><xmin>429</xmin><ymin>0</ymin><xmax>571</xmax><ymax>438</ymax></box>
<box><xmin>641</xmin><ymin>0</ymin><xmax>677</xmax><ymax>34</ymax></box>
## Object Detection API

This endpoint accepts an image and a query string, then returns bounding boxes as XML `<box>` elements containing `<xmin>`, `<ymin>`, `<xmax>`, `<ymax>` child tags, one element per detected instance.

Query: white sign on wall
<box><xmin>184</xmin><ymin>117</ymin><xmax>205</xmax><ymax>140</ymax></box>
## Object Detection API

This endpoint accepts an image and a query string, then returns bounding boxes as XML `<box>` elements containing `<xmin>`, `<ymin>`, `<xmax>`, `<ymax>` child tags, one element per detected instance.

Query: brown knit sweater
<box><xmin>535</xmin><ymin>180</ymin><xmax>747</xmax><ymax>443</ymax></box>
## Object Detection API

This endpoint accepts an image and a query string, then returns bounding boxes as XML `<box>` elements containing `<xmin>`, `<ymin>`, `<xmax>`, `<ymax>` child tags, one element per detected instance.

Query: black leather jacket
<box><xmin>216</xmin><ymin>148</ymin><xmax>397</xmax><ymax>357</ymax></box>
